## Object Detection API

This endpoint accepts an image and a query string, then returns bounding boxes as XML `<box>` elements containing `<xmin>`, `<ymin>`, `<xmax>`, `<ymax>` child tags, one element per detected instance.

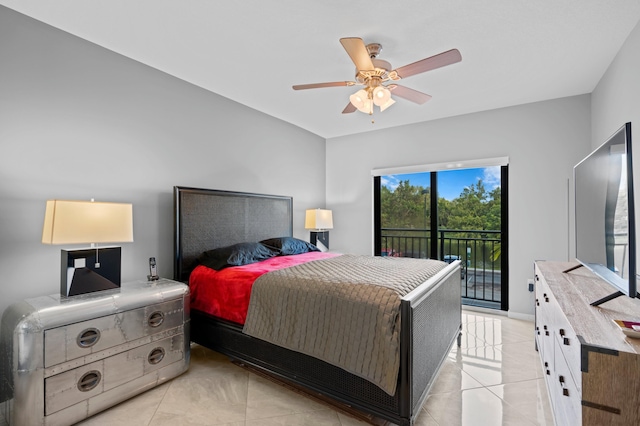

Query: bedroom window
<box><xmin>373</xmin><ymin>160</ymin><xmax>509</xmax><ymax>311</ymax></box>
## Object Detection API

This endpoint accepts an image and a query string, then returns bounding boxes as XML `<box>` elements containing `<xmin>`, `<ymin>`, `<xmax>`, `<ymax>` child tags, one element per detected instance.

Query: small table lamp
<box><xmin>42</xmin><ymin>199</ymin><xmax>133</xmax><ymax>297</ymax></box>
<box><xmin>305</xmin><ymin>208</ymin><xmax>333</xmax><ymax>252</ymax></box>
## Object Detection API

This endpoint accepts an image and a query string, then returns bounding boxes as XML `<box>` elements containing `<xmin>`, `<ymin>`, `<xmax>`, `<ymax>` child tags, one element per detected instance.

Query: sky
<box><xmin>381</xmin><ymin>166</ymin><xmax>501</xmax><ymax>200</ymax></box>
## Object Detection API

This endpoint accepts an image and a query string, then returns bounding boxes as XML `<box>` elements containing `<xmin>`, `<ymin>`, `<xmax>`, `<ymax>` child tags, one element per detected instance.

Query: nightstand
<box><xmin>0</xmin><ymin>278</ymin><xmax>190</xmax><ymax>426</ymax></box>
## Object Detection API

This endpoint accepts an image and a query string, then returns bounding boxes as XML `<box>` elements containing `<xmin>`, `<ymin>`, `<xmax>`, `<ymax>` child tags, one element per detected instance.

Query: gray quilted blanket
<box><xmin>242</xmin><ymin>254</ymin><xmax>447</xmax><ymax>395</ymax></box>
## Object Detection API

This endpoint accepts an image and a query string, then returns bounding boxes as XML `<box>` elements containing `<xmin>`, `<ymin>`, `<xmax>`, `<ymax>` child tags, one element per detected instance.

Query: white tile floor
<box><xmin>423</xmin><ymin>310</ymin><xmax>553</xmax><ymax>425</ymax></box>
<box><xmin>3</xmin><ymin>309</ymin><xmax>554</xmax><ymax>425</ymax></box>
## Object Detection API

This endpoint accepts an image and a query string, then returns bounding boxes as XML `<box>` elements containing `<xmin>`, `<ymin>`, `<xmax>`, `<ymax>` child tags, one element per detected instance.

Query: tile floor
<box><xmin>2</xmin><ymin>309</ymin><xmax>555</xmax><ymax>426</ymax></box>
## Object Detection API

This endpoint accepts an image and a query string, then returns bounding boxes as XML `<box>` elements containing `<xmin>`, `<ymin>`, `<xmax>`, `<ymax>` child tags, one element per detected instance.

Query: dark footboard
<box><xmin>400</xmin><ymin>261</ymin><xmax>462</xmax><ymax>420</ymax></box>
<box><xmin>190</xmin><ymin>261</ymin><xmax>461</xmax><ymax>426</ymax></box>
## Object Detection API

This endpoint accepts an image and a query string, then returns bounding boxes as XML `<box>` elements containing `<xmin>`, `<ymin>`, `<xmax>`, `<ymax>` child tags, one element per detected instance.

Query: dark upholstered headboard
<box><xmin>173</xmin><ymin>186</ymin><xmax>293</xmax><ymax>282</ymax></box>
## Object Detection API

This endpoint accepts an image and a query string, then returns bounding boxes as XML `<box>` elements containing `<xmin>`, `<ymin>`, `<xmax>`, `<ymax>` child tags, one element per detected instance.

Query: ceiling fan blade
<box><xmin>340</xmin><ymin>37</ymin><xmax>374</xmax><ymax>71</ymax></box>
<box><xmin>293</xmin><ymin>81</ymin><xmax>354</xmax><ymax>90</ymax></box>
<box><xmin>392</xmin><ymin>49</ymin><xmax>461</xmax><ymax>79</ymax></box>
<box><xmin>342</xmin><ymin>102</ymin><xmax>357</xmax><ymax>114</ymax></box>
<box><xmin>389</xmin><ymin>84</ymin><xmax>432</xmax><ymax>105</ymax></box>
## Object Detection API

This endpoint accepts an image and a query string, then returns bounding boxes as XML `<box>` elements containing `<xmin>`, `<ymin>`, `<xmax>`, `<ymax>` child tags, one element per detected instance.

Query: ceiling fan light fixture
<box><xmin>379</xmin><ymin>97</ymin><xmax>396</xmax><ymax>112</ymax></box>
<box><xmin>349</xmin><ymin>89</ymin><xmax>368</xmax><ymax>110</ymax></box>
<box><xmin>355</xmin><ymin>98</ymin><xmax>373</xmax><ymax>114</ymax></box>
<box><xmin>293</xmin><ymin>38</ymin><xmax>461</xmax><ymax>116</ymax></box>
<box><xmin>372</xmin><ymin>86</ymin><xmax>391</xmax><ymax>106</ymax></box>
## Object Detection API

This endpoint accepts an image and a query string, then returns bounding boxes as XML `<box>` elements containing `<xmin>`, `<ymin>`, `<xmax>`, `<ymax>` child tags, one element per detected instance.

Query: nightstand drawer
<box><xmin>45</xmin><ymin>333</ymin><xmax>184</xmax><ymax>415</ymax></box>
<box><xmin>44</xmin><ymin>298</ymin><xmax>184</xmax><ymax>367</ymax></box>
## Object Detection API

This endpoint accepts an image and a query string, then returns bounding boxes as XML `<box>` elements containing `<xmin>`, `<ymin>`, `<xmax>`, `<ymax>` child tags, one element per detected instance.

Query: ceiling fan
<box><xmin>293</xmin><ymin>37</ymin><xmax>461</xmax><ymax>115</ymax></box>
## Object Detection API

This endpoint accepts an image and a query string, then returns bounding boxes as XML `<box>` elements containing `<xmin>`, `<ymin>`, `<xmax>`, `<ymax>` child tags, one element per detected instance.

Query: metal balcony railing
<box><xmin>381</xmin><ymin>228</ymin><xmax>502</xmax><ymax>308</ymax></box>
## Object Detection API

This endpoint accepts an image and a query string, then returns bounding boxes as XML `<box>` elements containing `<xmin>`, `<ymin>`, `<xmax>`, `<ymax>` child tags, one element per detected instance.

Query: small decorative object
<box><xmin>42</xmin><ymin>199</ymin><xmax>134</xmax><ymax>297</ymax></box>
<box><xmin>305</xmin><ymin>208</ymin><xmax>333</xmax><ymax>251</ymax></box>
<box><xmin>148</xmin><ymin>257</ymin><xmax>159</xmax><ymax>281</ymax></box>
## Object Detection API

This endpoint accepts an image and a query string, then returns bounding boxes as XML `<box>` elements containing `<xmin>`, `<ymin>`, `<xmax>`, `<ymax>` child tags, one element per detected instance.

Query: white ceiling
<box><xmin>2</xmin><ymin>0</ymin><xmax>640</xmax><ymax>139</ymax></box>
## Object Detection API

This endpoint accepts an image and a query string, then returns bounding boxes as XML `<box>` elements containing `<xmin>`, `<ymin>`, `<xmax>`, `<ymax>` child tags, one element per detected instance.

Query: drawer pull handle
<box><xmin>559</xmin><ymin>375</ymin><xmax>570</xmax><ymax>396</ymax></box>
<box><xmin>148</xmin><ymin>311</ymin><xmax>165</xmax><ymax>327</ymax></box>
<box><xmin>148</xmin><ymin>347</ymin><xmax>165</xmax><ymax>365</ymax></box>
<box><xmin>77</xmin><ymin>370</ymin><xmax>101</xmax><ymax>392</ymax></box>
<box><xmin>77</xmin><ymin>328</ymin><xmax>101</xmax><ymax>348</ymax></box>
<box><xmin>564</xmin><ymin>337</ymin><xmax>570</xmax><ymax>346</ymax></box>
<box><xmin>559</xmin><ymin>329</ymin><xmax>565</xmax><ymax>336</ymax></box>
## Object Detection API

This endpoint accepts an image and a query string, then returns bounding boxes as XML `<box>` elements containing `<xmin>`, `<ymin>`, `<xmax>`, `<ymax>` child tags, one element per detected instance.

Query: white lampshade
<box><xmin>379</xmin><ymin>97</ymin><xmax>396</xmax><ymax>112</ymax></box>
<box><xmin>305</xmin><ymin>209</ymin><xmax>333</xmax><ymax>231</ymax></box>
<box><xmin>349</xmin><ymin>89</ymin><xmax>368</xmax><ymax>110</ymax></box>
<box><xmin>362</xmin><ymin>98</ymin><xmax>373</xmax><ymax>114</ymax></box>
<box><xmin>373</xmin><ymin>86</ymin><xmax>391</xmax><ymax>106</ymax></box>
<box><xmin>42</xmin><ymin>200</ymin><xmax>134</xmax><ymax>245</ymax></box>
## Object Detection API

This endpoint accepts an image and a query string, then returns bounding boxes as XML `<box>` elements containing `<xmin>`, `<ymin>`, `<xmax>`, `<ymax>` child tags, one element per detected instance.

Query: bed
<box><xmin>173</xmin><ymin>186</ymin><xmax>462</xmax><ymax>426</ymax></box>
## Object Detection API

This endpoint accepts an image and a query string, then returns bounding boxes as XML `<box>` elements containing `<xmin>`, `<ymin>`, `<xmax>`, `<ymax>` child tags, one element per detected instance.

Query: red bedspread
<box><xmin>189</xmin><ymin>251</ymin><xmax>339</xmax><ymax>324</ymax></box>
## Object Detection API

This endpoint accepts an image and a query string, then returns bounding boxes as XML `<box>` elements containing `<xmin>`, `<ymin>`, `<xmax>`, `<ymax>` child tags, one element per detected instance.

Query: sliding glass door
<box><xmin>374</xmin><ymin>165</ymin><xmax>508</xmax><ymax>310</ymax></box>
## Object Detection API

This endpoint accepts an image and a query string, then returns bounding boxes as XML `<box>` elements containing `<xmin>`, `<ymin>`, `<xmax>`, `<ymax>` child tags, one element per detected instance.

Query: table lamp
<box><xmin>42</xmin><ymin>199</ymin><xmax>133</xmax><ymax>297</ymax></box>
<box><xmin>305</xmin><ymin>208</ymin><xmax>333</xmax><ymax>252</ymax></box>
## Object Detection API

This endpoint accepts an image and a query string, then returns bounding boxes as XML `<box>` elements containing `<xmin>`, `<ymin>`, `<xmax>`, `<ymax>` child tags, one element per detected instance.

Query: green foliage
<box><xmin>381</xmin><ymin>176</ymin><xmax>502</xmax><ymax>265</ymax></box>
<box><xmin>381</xmin><ymin>181</ymin><xmax>430</xmax><ymax>230</ymax></box>
<box><xmin>381</xmin><ymin>178</ymin><xmax>501</xmax><ymax>232</ymax></box>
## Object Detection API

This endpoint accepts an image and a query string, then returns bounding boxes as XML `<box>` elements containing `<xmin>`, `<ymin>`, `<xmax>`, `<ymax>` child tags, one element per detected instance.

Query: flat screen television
<box><xmin>574</xmin><ymin>122</ymin><xmax>637</xmax><ymax>306</ymax></box>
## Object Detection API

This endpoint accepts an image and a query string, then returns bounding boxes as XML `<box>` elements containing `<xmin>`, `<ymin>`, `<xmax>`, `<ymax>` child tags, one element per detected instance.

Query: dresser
<box><xmin>535</xmin><ymin>261</ymin><xmax>640</xmax><ymax>426</ymax></box>
<box><xmin>0</xmin><ymin>278</ymin><xmax>190</xmax><ymax>426</ymax></box>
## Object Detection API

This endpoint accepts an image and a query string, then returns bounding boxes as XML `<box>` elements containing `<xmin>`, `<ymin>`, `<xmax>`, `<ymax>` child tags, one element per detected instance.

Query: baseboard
<box><xmin>462</xmin><ymin>305</ymin><xmax>507</xmax><ymax>316</ymax></box>
<box><xmin>462</xmin><ymin>305</ymin><xmax>534</xmax><ymax>322</ymax></box>
<box><xmin>507</xmin><ymin>311</ymin><xmax>534</xmax><ymax>322</ymax></box>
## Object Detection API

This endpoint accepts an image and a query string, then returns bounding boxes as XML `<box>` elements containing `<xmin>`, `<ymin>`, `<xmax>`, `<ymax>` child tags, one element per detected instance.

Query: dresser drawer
<box><xmin>44</xmin><ymin>333</ymin><xmax>184</xmax><ymax>415</ymax></box>
<box><xmin>551</xmin><ymin>337</ymin><xmax>581</xmax><ymax>426</ymax></box>
<box><xmin>535</xmin><ymin>273</ymin><xmax>554</xmax><ymax>377</ymax></box>
<box><xmin>535</xmin><ymin>270</ymin><xmax>582</xmax><ymax>391</ymax></box>
<box><xmin>551</xmin><ymin>302</ymin><xmax>581</xmax><ymax>390</ymax></box>
<box><xmin>44</xmin><ymin>298</ymin><xmax>184</xmax><ymax>367</ymax></box>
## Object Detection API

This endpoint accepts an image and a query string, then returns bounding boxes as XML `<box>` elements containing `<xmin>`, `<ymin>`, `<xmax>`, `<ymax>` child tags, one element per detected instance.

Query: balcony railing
<box><xmin>381</xmin><ymin>228</ymin><xmax>502</xmax><ymax>309</ymax></box>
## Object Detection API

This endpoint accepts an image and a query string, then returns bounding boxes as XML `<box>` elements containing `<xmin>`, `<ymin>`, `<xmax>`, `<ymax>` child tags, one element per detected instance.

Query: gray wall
<box><xmin>592</xmin><ymin>19</ymin><xmax>640</xmax><ymax>148</ymax></box>
<box><xmin>326</xmin><ymin>95</ymin><xmax>592</xmax><ymax>317</ymax></box>
<box><xmin>591</xmin><ymin>19</ymin><xmax>640</xmax><ymax>295</ymax></box>
<box><xmin>0</xmin><ymin>7</ymin><xmax>326</xmax><ymax>316</ymax></box>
